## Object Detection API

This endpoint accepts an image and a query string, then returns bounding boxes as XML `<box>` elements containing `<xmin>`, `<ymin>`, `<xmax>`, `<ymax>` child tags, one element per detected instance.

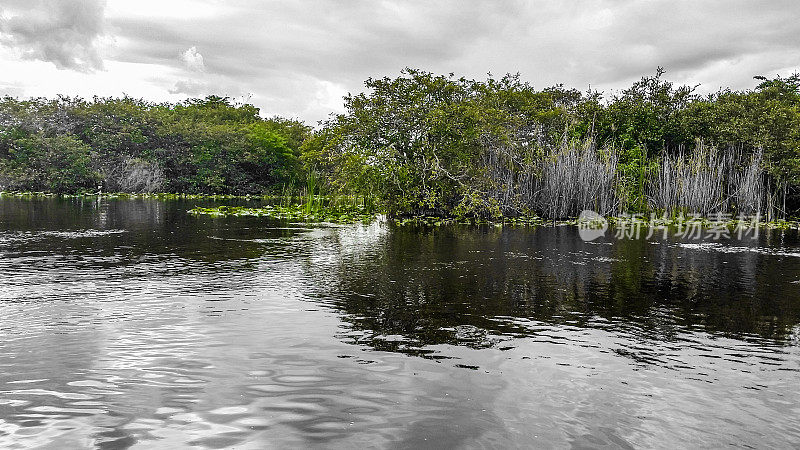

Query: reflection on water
<box><xmin>0</xmin><ymin>198</ymin><xmax>799</xmax><ymax>448</ymax></box>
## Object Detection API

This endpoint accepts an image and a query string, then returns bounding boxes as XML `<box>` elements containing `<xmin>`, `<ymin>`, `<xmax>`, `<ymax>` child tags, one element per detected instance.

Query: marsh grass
<box><xmin>479</xmin><ymin>138</ymin><xmax>619</xmax><ymax>219</ymax></box>
<box><xmin>728</xmin><ymin>149</ymin><xmax>766</xmax><ymax>216</ymax></box>
<box><xmin>650</xmin><ymin>144</ymin><xmax>724</xmax><ymax>215</ymax></box>
<box><xmin>477</xmin><ymin>139</ymin><xmax>784</xmax><ymax>221</ymax></box>
<box><xmin>103</xmin><ymin>158</ymin><xmax>164</xmax><ymax>193</ymax></box>
<box><xmin>533</xmin><ymin>140</ymin><xmax>619</xmax><ymax>219</ymax></box>
<box><xmin>648</xmin><ymin>144</ymin><xmax>770</xmax><ymax>217</ymax></box>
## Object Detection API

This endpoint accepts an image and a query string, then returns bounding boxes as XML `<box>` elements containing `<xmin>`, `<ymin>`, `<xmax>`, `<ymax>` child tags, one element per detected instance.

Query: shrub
<box><xmin>4</xmin><ymin>133</ymin><xmax>101</xmax><ymax>193</ymax></box>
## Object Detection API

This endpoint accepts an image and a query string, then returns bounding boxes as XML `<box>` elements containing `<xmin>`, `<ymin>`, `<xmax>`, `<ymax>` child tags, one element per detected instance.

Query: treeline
<box><xmin>1</xmin><ymin>68</ymin><xmax>799</xmax><ymax>219</ymax></box>
<box><xmin>306</xmin><ymin>68</ymin><xmax>800</xmax><ymax>219</ymax></box>
<box><xmin>0</xmin><ymin>96</ymin><xmax>309</xmax><ymax>194</ymax></box>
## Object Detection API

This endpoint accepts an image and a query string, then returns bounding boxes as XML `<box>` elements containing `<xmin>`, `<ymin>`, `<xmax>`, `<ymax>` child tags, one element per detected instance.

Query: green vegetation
<box><xmin>2</xmin><ymin>69</ymin><xmax>799</xmax><ymax>221</ymax></box>
<box><xmin>187</xmin><ymin>192</ymin><xmax>377</xmax><ymax>223</ymax></box>
<box><xmin>309</xmin><ymin>68</ymin><xmax>800</xmax><ymax>220</ymax></box>
<box><xmin>188</xmin><ymin>203</ymin><xmax>376</xmax><ymax>224</ymax></box>
<box><xmin>0</xmin><ymin>96</ymin><xmax>308</xmax><ymax>195</ymax></box>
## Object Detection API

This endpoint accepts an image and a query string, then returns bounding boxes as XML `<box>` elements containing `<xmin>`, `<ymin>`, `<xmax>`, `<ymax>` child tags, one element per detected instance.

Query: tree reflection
<box><xmin>302</xmin><ymin>224</ymin><xmax>800</xmax><ymax>356</ymax></box>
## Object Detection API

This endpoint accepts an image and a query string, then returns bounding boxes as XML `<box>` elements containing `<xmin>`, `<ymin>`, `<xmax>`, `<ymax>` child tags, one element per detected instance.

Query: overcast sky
<box><xmin>1</xmin><ymin>0</ymin><xmax>798</xmax><ymax>124</ymax></box>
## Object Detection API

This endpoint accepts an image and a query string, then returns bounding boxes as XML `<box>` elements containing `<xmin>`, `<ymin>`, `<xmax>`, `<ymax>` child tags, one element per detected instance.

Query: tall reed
<box><xmin>533</xmin><ymin>140</ymin><xmax>619</xmax><ymax>219</ymax></box>
<box><xmin>727</xmin><ymin>148</ymin><xmax>765</xmax><ymax>216</ymax></box>
<box><xmin>103</xmin><ymin>158</ymin><xmax>164</xmax><ymax>193</ymax></box>
<box><xmin>649</xmin><ymin>144</ymin><xmax>723</xmax><ymax>215</ymax></box>
<box><xmin>480</xmin><ymin>138</ymin><xmax>774</xmax><ymax>220</ymax></box>
<box><xmin>648</xmin><ymin>144</ymin><xmax>768</xmax><ymax>217</ymax></box>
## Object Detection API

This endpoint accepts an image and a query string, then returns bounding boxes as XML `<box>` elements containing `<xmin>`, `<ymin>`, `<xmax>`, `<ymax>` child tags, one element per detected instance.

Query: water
<box><xmin>1</xmin><ymin>198</ymin><xmax>799</xmax><ymax>449</ymax></box>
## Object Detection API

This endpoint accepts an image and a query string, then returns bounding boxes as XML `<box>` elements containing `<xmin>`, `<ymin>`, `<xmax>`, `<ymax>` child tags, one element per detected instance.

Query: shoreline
<box><xmin>3</xmin><ymin>191</ymin><xmax>798</xmax><ymax>229</ymax></box>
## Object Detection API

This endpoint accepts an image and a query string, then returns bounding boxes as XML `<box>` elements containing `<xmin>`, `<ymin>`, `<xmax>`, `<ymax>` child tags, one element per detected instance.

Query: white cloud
<box><xmin>0</xmin><ymin>0</ymin><xmax>798</xmax><ymax>123</ymax></box>
<box><xmin>168</xmin><ymin>79</ymin><xmax>207</xmax><ymax>96</ymax></box>
<box><xmin>180</xmin><ymin>46</ymin><xmax>204</xmax><ymax>72</ymax></box>
<box><xmin>0</xmin><ymin>0</ymin><xmax>107</xmax><ymax>72</ymax></box>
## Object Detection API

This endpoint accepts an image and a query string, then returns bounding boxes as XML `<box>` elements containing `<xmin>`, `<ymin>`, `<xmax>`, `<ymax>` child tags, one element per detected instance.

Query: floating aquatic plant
<box><xmin>188</xmin><ymin>203</ymin><xmax>377</xmax><ymax>224</ymax></box>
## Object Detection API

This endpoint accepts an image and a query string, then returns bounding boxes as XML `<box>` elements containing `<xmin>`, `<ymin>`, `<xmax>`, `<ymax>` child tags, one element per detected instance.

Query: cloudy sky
<box><xmin>0</xmin><ymin>0</ymin><xmax>798</xmax><ymax>124</ymax></box>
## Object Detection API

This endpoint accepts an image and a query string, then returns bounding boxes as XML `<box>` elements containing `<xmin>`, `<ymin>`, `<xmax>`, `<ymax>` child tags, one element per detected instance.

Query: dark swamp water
<box><xmin>0</xmin><ymin>198</ymin><xmax>799</xmax><ymax>449</ymax></box>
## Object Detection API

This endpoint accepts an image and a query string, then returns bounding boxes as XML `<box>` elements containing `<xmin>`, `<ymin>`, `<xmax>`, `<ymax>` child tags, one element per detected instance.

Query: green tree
<box><xmin>2</xmin><ymin>133</ymin><xmax>100</xmax><ymax>192</ymax></box>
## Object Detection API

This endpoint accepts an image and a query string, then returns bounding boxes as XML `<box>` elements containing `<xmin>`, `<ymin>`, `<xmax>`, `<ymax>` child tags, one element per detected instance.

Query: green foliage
<box><xmin>594</xmin><ymin>67</ymin><xmax>699</xmax><ymax>154</ymax></box>
<box><xmin>188</xmin><ymin>197</ymin><xmax>377</xmax><ymax>224</ymax></box>
<box><xmin>1</xmin><ymin>133</ymin><xmax>100</xmax><ymax>193</ymax></box>
<box><xmin>0</xmin><ymin>95</ymin><xmax>309</xmax><ymax>194</ymax></box>
<box><xmin>710</xmin><ymin>75</ymin><xmax>800</xmax><ymax>185</ymax></box>
<box><xmin>313</xmin><ymin>68</ymin><xmax>800</xmax><ymax>218</ymax></box>
<box><xmin>2</xmin><ymin>69</ymin><xmax>799</xmax><ymax>218</ymax></box>
<box><xmin>315</xmin><ymin>69</ymin><xmax>577</xmax><ymax>217</ymax></box>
